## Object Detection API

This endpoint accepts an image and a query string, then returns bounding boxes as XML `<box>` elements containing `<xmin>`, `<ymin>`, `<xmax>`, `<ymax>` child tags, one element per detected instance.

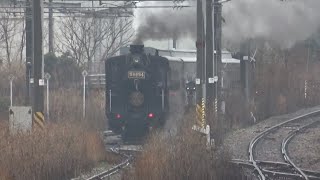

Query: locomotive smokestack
<box><xmin>130</xmin><ymin>44</ymin><xmax>144</xmax><ymax>54</ymax></box>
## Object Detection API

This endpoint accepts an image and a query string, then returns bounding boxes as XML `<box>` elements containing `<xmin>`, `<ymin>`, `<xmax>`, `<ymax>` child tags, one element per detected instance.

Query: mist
<box><xmin>223</xmin><ymin>0</ymin><xmax>320</xmax><ymax>49</ymax></box>
<box><xmin>133</xmin><ymin>0</ymin><xmax>320</xmax><ymax>49</ymax></box>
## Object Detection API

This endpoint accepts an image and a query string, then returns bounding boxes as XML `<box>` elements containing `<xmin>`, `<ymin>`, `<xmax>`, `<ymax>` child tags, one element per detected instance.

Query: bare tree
<box><xmin>0</xmin><ymin>9</ymin><xmax>26</xmax><ymax>68</ymax></box>
<box><xmin>0</xmin><ymin>10</ymin><xmax>24</xmax><ymax>68</ymax></box>
<box><xmin>56</xmin><ymin>14</ymin><xmax>133</xmax><ymax>70</ymax></box>
<box><xmin>18</xmin><ymin>17</ymin><xmax>26</xmax><ymax>65</ymax></box>
<box><xmin>99</xmin><ymin>17</ymin><xmax>133</xmax><ymax>59</ymax></box>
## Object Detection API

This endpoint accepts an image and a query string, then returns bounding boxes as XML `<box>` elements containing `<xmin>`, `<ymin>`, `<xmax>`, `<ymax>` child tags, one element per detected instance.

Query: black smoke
<box><xmin>133</xmin><ymin>1</ymin><xmax>197</xmax><ymax>44</ymax></box>
<box><xmin>134</xmin><ymin>0</ymin><xmax>320</xmax><ymax>49</ymax></box>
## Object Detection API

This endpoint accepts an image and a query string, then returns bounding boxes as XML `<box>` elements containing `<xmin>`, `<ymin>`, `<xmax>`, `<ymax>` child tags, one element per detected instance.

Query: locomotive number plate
<box><xmin>128</xmin><ymin>71</ymin><xmax>145</xmax><ymax>79</ymax></box>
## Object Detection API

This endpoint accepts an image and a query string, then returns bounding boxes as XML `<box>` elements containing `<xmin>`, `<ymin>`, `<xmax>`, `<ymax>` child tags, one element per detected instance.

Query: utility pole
<box><xmin>213</xmin><ymin>0</ymin><xmax>223</xmax><ymax>143</ymax></box>
<box><xmin>25</xmin><ymin>0</ymin><xmax>32</xmax><ymax>105</ymax></box>
<box><xmin>48</xmin><ymin>0</ymin><xmax>54</xmax><ymax>54</ymax></box>
<box><xmin>205</xmin><ymin>0</ymin><xmax>214</xmax><ymax>129</ymax></box>
<box><xmin>32</xmin><ymin>0</ymin><xmax>45</xmax><ymax>129</ymax></box>
<box><xmin>240</xmin><ymin>40</ymin><xmax>251</xmax><ymax>102</ymax></box>
<box><xmin>196</xmin><ymin>0</ymin><xmax>205</xmax><ymax>128</ymax></box>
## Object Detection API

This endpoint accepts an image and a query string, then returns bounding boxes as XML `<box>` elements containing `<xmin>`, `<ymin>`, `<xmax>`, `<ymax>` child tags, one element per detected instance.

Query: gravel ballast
<box><xmin>223</xmin><ymin>105</ymin><xmax>320</xmax><ymax>162</ymax></box>
<box><xmin>288</xmin><ymin>123</ymin><xmax>320</xmax><ymax>172</ymax></box>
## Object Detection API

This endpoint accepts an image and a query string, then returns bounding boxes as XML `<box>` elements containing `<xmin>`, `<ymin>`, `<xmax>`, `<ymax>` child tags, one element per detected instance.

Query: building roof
<box><xmin>159</xmin><ymin>48</ymin><xmax>240</xmax><ymax>64</ymax></box>
<box><xmin>119</xmin><ymin>46</ymin><xmax>240</xmax><ymax>64</ymax></box>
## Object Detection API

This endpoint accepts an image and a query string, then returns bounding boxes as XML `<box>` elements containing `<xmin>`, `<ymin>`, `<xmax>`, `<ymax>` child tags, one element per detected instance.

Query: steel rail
<box><xmin>230</xmin><ymin>159</ymin><xmax>320</xmax><ymax>179</ymax></box>
<box><xmin>262</xmin><ymin>168</ymin><xmax>303</xmax><ymax>178</ymax></box>
<box><xmin>86</xmin><ymin>146</ymin><xmax>133</xmax><ymax>180</ymax></box>
<box><xmin>248</xmin><ymin>109</ymin><xmax>320</xmax><ymax>180</ymax></box>
<box><xmin>86</xmin><ymin>158</ymin><xmax>131</xmax><ymax>180</ymax></box>
<box><xmin>282</xmin><ymin>120</ymin><xmax>320</xmax><ymax>180</ymax></box>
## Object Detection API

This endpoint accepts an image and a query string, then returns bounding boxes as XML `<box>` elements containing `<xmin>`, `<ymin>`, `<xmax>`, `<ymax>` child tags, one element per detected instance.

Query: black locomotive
<box><xmin>105</xmin><ymin>45</ymin><xmax>170</xmax><ymax>139</ymax></box>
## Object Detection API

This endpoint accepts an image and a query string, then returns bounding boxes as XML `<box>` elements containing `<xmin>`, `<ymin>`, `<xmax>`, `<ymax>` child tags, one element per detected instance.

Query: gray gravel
<box><xmin>254</xmin><ymin>128</ymin><xmax>292</xmax><ymax>162</ymax></box>
<box><xmin>288</xmin><ymin>123</ymin><xmax>320</xmax><ymax>171</ymax></box>
<box><xmin>223</xmin><ymin>105</ymin><xmax>320</xmax><ymax>160</ymax></box>
<box><xmin>255</xmin><ymin>117</ymin><xmax>317</xmax><ymax>162</ymax></box>
<box><xmin>71</xmin><ymin>162</ymin><xmax>115</xmax><ymax>180</ymax></box>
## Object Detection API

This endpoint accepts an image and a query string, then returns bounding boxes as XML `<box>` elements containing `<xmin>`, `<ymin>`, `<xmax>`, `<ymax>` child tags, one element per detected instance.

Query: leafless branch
<box><xmin>56</xmin><ymin>14</ymin><xmax>133</xmax><ymax>71</ymax></box>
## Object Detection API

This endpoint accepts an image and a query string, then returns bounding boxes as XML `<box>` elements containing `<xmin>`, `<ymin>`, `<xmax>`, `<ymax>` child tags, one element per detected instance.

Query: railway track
<box><xmin>281</xmin><ymin>120</ymin><xmax>320</xmax><ymax>180</ymax></box>
<box><xmin>85</xmin><ymin>131</ymin><xmax>143</xmax><ymax>180</ymax></box>
<box><xmin>232</xmin><ymin>110</ymin><xmax>320</xmax><ymax>180</ymax></box>
<box><xmin>86</xmin><ymin>147</ymin><xmax>132</xmax><ymax>180</ymax></box>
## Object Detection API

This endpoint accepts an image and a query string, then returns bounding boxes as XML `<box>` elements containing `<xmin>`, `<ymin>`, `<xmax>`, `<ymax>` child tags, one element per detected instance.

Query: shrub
<box><xmin>0</xmin><ymin>97</ymin><xmax>9</xmax><ymax>112</ymax></box>
<box><xmin>0</xmin><ymin>122</ymin><xmax>106</xmax><ymax>180</ymax></box>
<box><xmin>124</xmin><ymin>112</ymin><xmax>241</xmax><ymax>180</ymax></box>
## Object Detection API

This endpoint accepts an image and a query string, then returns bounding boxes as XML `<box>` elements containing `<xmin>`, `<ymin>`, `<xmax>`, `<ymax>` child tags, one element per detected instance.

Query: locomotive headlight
<box><xmin>133</xmin><ymin>57</ymin><xmax>140</xmax><ymax>64</ymax></box>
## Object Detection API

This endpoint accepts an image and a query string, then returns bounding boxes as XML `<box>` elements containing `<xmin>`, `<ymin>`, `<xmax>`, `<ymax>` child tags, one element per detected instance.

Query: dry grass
<box><xmin>0</xmin><ymin>122</ymin><xmax>106</xmax><ymax>180</ymax></box>
<box><xmin>0</xmin><ymin>64</ymin><xmax>26</xmax><ymax>106</ymax></box>
<box><xmin>49</xmin><ymin>88</ymin><xmax>105</xmax><ymax>130</ymax></box>
<box><xmin>250</xmin><ymin>44</ymin><xmax>320</xmax><ymax>121</ymax></box>
<box><xmin>0</xmin><ymin>64</ymin><xmax>108</xmax><ymax>180</ymax></box>
<box><xmin>124</xmin><ymin>112</ymin><xmax>242</xmax><ymax>180</ymax></box>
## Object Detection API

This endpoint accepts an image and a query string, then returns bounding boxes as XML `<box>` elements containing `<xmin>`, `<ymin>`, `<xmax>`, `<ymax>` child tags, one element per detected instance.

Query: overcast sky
<box><xmin>132</xmin><ymin>0</ymin><xmax>320</xmax><ymax>50</ymax></box>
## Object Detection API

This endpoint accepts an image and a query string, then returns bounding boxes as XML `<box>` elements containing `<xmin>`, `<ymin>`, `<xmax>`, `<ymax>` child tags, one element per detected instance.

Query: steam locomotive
<box><xmin>105</xmin><ymin>45</ymin><xmax>170</xmax><ymax>139</ymax></box>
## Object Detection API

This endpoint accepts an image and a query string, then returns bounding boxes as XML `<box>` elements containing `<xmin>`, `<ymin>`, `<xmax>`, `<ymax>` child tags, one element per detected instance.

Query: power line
<box><xmin>0</xmin><ymin>5</ymin><xmax>191</xmax><ymax>9</ymax></box>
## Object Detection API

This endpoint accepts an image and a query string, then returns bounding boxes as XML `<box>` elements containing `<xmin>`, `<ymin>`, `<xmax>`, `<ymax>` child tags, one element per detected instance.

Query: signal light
<box><xmin>116</xmin><ymin>114</ymin><xmax>121</xmax><ymax>119</ymax></box>
<box><xmin>148</xmin><ymin>113</ymin><xmax>154</xmax><ymax>118</ymax></box>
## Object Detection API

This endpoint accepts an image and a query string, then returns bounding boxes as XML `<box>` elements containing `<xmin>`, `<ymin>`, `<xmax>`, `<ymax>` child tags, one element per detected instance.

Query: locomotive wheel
<box><xmin>121</xmin><ymin>127</ymin><xmax>129</xmax><ymax>142</ymax></box>
<box><xmin>112</xmin><ymin>126</ymin><xmax>122</xmax><ymax>134</ymax></box>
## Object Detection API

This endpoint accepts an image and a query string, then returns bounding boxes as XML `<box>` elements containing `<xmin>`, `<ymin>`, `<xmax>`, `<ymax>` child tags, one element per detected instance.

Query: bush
<box><xmin>49</xmin><ymin>88</ymin><xmax>105</xmax><ymax>130</ymax></box>
<box><xmin>0</xmin><ymin>97</ymin><xmax>9</xmax><ymax>112</ymax></box>
<box><xmin>44</xmin><ymin>52</ymin><xmax>82</xmax><ymax>88</ymax></box>
<box><xmin>0</xmin><ymin>63</ymin><xmax>26</xmax><ymax>106</ymax></box>
<box><xmin>0</xmin><ymin>122</ymin><xmax>106</xmax><ymax>180</ymax></box>
<box><xmin>124</xmin><ymin>112</ymin><xmax>241</xmax><ymax>180</ymax></box>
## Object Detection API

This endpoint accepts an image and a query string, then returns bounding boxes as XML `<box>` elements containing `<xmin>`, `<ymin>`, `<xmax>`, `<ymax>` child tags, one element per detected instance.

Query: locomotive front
<box><xmin>125</xmin><ymin>45</ymin><xmax>152</xmax><ymax>119</ymax></box>
<box><xmin>106</xmin><ymin>45</ymin><xmax>169</xmax><ymax>140</ymax></box>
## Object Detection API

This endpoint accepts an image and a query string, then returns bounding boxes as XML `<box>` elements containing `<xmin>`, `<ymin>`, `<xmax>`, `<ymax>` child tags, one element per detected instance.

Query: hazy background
<box><xmin>133</xmin><ymin>0</ymin><xmax>320</xmax><ymax>50</ymax></box>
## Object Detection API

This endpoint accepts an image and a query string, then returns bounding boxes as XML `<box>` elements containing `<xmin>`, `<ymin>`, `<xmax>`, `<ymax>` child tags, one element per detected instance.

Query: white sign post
<box><xmin>82</xmin><ymin>70</ymin><xmax>88</xmax><ymax>118</ymax></box>
<box><xmin>192</xmin><ymin>124</ymin><xmax>214</xmax><ymax>148</ymax></box>
<box><xmin>44</xmin><ymin>73</ymin><xmax>51</xmax><ymax>119</ymax></box>
<box><xmin>8</xmin><ymin>75</ymin><xmax>15</xmax><ymax>107</ymax></box>
<box><xmin>196</xmin><ymin>78</ymin><xmax>201</xmax><ymax>85</ymax></box>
